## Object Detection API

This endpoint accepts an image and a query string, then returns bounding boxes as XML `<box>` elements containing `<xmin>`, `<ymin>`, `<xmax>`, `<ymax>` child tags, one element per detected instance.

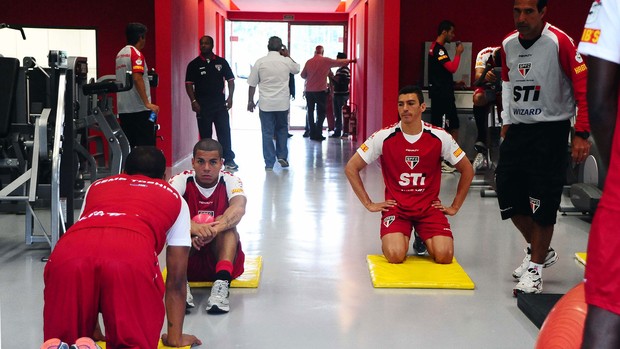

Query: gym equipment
<box><xmin>0</xmin><ymin>54</ymin><xmax>88</xmax><ymax>249</ymax></box>
<box><xmin>192</xmin><ymin>213</ymin><xmax>214</xmax><ymax>224</ymax></box>
<box><xmin>162</xmin><ymin>255</ymin><xmax>263</xmax><ymax>288</ymax></box>
<box><xmin>517</xmin><ymin>293</ymin><xmax>564</xmax><ymax>329</ymax></box>
<box><xmin>366</xmin><ymin>254</ymin><xmax>475</xmax><ymax>289</ymax></box>
<box><xmin>575</xmin><ymin>252</ymin><xmax>587</xmax><ymax>267</ymax></box>
<box><xmin>96</xmin><ymin>339</ymin><xmax>190</xmax><ymax>349</ymax></box>
<box><xmin>0</xmin><ymin>50</ymin><xmax>132</xmax><ymax>250</ymax></box>
<box><xmin>535</xmin><ymin>282</ymin><xmax>587</xmax><ymax>349</ymax></box>
<box><xmin>560</xmin><ymin>138</ymin><xmax>605</xmax><ymax>215</ymax></box>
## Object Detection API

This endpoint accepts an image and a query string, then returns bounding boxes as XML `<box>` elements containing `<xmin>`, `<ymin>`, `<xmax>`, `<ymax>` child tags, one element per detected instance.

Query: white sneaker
<box><xmin>473</xmin><ymin>153</ymin><xmax>486</xmax><ymax>171</ymax></box>
<box><xmin>206</xmin><ymin>279</ymin><xmax>230</xmax><ymax>314</ymax></box>
<box><xmin>441</xmin><ymin>162</ymin><xmax>456</xmax><ymax>173</ymax></box>
<box><xmin>513</xmin><ymin>268</ymin><xmax>543</xmax><ymax>296</ymax></box>
<box><xmin>512</xmin><ymin>247</ymin><xmax>559</xmax><ymax>279</ymax></box>
<box><xmin>185</xmin><ymin>282</ymin><xmax>195</xmax><ymax>309</ymax></box>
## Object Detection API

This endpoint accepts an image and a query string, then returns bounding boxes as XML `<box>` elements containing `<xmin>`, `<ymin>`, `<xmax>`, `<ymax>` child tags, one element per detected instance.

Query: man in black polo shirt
<box><xmin>185</xmin><ymin>36</ymin><xmax>238</xmax><ymax>170</ymax></box>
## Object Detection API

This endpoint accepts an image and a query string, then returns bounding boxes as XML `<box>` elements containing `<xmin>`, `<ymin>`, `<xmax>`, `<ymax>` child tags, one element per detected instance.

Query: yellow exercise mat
<box><xmin>96</xmin><ymin>339</ymin><xmax>190</xmax><ymax>349</ymax></box>
<box><xmin>575</xmin><ymin>252</ymin><xmax>587</xmax><ymax>266</ymax></box>
<box><xmin>366</xmin><ymin>254</ymin><xmax>475</xmax><ymax>289</ymax></box>
<box><xmin>162</xmin><ymin>255</ymin><xmax>263</xmax><ymax>288</ymax></box>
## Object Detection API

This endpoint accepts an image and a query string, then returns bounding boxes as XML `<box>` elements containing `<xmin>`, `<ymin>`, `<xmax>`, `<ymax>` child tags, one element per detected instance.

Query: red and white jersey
<box><xmin>115</xmin><ymin>45</ymin><xmax>150</xmax><ymax>113</ymax></box>
<box><xmin>73</xmin><ymin>174</ymin><xmax>191</xmax><ymax>253</ymax></box>
<box><xmin>578</xmin><ymin>0</ymin><xmax>620</xmax><ymax>65</ymax></box>
<box><xmin>475</xmin><ymin>46</ymin><xmax>501</xmax><ymax>70</ymax></box>
<box><xmin>357</xmin><ymin>121</ymin><xmax>465</xmax><ymax>211</ymax></box>
<box><xmin>169</xmin><ymin>170</ymin><xmax>245</xmax><ymax>218</ymax></box>
<box><xmin>500</xmin><ymin>22</ymin><xmax>589</xmax><ymax>132</ymax></box>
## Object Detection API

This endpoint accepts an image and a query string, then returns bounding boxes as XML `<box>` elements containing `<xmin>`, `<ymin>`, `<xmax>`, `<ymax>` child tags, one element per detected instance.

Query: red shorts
<box><xmin>380</xmin><ymin>205</ymin><xmax>453</xmax><ymax>241</ymax></box>
<box><xmin>43</xmin><ymin>228</ymin><xmax>165</xmax><ymax>349</ymax></box>
<box><xmin>585</xmin><ymin>124</ymin><xmax>620</xmax><ymax>315</ymax></box>
<box><xmin>187</xmin><ymin>241</ymin><xmax>245</xmax><ymax>281</ymax></box>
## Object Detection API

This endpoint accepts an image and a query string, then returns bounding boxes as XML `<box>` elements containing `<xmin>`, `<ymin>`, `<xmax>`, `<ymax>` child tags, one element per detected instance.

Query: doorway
<box><xmin>225</xmin><ymin>22</ymin><xmax>345</xmax><ymax>130</ymax></box>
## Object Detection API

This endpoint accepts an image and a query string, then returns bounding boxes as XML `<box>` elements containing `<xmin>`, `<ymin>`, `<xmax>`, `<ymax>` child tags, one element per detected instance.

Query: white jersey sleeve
<box><xmin>168</xmin><ymin>170</ymin><xmax>192</xmax><ymax>196</ymax></box>
<box><xmin>435</xmin><ymin>128</ymin><xmax>466</xmax><ymax>165</ymax></box>
<box><xmin>222</xmin><ymin>171</ymin><xmax>245</xmax><ymax>199</ymax></box>
<box><xmin>357</xmin><ymin>129</ymin><xmax>388</xmax><ymax>164</ymax></box>
<box><xmin>166</xmin><ymin>198</ymin><xmax>191</xmax><ymax>247</ymax></box>
<box><xmin>578</xmin><ymin>0</ymin><xmax>620</xmax><ymax>64</ymax></box>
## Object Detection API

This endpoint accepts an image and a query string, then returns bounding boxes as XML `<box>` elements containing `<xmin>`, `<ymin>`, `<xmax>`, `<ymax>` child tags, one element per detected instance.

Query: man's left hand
<box><xmin>432</xmin><ymin>200</ymin><xmax>458</xmax><ymax>216</ymax></box>
<box><xmin>571</xmin><ymin>136</ymin><xmax>591</xmax><ymax>164</ymax></box>
<box><xmin>226</xmin><ymin>97</ymin><xmax>233</xmax><ymax>110</ymax></box>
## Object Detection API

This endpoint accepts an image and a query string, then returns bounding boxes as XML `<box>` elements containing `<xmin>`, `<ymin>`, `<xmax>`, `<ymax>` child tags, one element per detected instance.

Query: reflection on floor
<box><xmin>0</xmin><ymin>129</ymin><xmax>590</xmax><ymax>348</ymax></box>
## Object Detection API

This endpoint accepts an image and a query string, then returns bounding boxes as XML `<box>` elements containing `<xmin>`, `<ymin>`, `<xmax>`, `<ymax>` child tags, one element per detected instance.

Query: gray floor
<box><xmin>0</xmin><ymin>129</ymin><xmax>591</xmax><ymax>349</ymax></box>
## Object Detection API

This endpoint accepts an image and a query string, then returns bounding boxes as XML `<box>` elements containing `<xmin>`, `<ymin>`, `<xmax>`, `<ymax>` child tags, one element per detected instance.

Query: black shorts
<box><xmin>495</xmin><ymin>120</ymin><xmax>570</xmax><ymax>225</ymax></box>
<box><xmin>430</xmin><ymin>94</ymin><xmax>459</xmax><ymax>131</ymax></box>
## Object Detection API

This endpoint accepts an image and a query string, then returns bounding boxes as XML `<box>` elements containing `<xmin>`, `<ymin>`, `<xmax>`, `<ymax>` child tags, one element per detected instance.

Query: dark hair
<box><xmin>126</xmin><ymin>23</ymin><xmax>148</xmax><ymax>45</ymax></box>
<box><xmin>193</xmin><ymin>138</ymin><xmax>224</xmax><ymax>158</ymax></box>
<box><xmin>125</xmin><ymin>146</ymin><xmax>166</xmax><ymax>179</ymax></box>
<box><xmin>398</xmin><ymin>85</ymin><xmax>424</xmax><ymax>104</ymax></box>
<box><xmin>200</xmin><ymin>35</ymin><xmax>214</xmax><ymax>45</ymax></box>
<box><xmin>268</xmin><ymin>36</ymin><xmax>283</xmax><ymax>52</ymax></box>
<box><xmin>536</xmin><ymin>0</ymin><xmax>548</xmax><ymax>12</ymax></box>
<box><xmin>437</xmin><ymin>20</ymin><xmax>455</xmax><ymax>36</ymax></box>
<box><xmin>337</xmin><ymin>52</ymin><xmax>347</xmax><ymax>59</ymax></box>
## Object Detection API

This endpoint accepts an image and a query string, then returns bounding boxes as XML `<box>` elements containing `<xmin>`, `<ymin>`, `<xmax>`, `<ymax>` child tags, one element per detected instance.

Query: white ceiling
<box><xmin>231</xmin><ymin>0</ymin><xmax>344</xmax><ymax>13</ymax></box>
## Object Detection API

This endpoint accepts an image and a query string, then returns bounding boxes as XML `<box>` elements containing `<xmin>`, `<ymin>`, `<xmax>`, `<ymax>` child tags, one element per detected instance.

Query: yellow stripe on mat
<box><xmin>96</xmin><ymin>339</ymin><xmax>189</xmax><ymax>349</ymax></box>
<box><xmin>367</xmin><ymin>254</ymin><xmax>475</xmax><ymax>289</ymax></box>
<box><xmin>575</xmin><ymin>252</ymin><xmax>587</xmax><ymax>266</ymax></box>
<box><xmin>162</xmin><ymin>255</ymin><xmax>263</xmax><ymax>288</ymax></box>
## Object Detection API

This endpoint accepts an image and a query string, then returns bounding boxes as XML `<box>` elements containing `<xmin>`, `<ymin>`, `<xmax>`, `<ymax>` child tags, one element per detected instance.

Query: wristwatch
<box><xmin>575</xmin><ymin>131</ymin><xmax>590</xmax><ymax>139</ymax></box>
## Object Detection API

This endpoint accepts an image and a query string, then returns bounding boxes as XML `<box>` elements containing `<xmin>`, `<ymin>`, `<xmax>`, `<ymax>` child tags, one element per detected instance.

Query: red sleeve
<box><xmin>130</xmin><ymin>47</ymin><xmax>146</xmax><ymax>74</ymax></box>
<box><xmin>443</xmin><ymin>54</ymin><xmax>461</xmax><ymax>74</ymax></box>
<box><xmin>553</xmin><ymin>28</ymin><xmax>590</xmax><ymax>132</ymax></box>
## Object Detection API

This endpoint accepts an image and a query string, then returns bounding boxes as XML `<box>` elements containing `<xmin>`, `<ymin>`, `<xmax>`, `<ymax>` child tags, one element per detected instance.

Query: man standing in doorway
<box><xmin>115</xmin><ymin>22</ymin><xmax>159</xmax><ymax>147</ymax></box>
<box><xmin>301</xmin><ymin>45</ymin><xmax>355</xmax><ymax>141</ymax></box>
<box><xmin>330</xmin><ymin>52</ymin><xmax>352</xmax><ymax>138</ymax></box>
<box><xmin>428</xmin><ymin>20</ymin><xmax>464</xmax><ymax>172</ymax></box>
<box><xmin>498</xmin><ymin>0</ymin><xmax>590</xmax><ymax>296</ymax></box>
<box><xmin>185</xmin><ymin>35</ymin><xmax>238</xmax><ymax>171</ymax></box>
<box><xmin>247</xmin><ymin>36</ymin><xmax>300</xmax><ymax>170</ymax></box>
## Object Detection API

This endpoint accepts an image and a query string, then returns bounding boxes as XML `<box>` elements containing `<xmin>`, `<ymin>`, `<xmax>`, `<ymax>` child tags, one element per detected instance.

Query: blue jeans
<box><xmin>332</xmin><ymin>93</ymin><xmax>349</xmax><ymax>135</ymax></box>
<box><xmin>259</xmin><ymin>110</ymin><xmax>289</xmax><ymax>168</ymax></box>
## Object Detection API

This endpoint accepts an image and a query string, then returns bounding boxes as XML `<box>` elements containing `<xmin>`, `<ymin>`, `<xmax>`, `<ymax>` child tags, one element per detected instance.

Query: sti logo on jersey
<box><xmin>405</xmin><ymin>156</ymin><xmax>419</xmax><ymax>170</ymax></box>
<box><xmin>529</xmin><ymin>197</ymin><xmax>541</xmax><ymax>214</ymax></box>
<box><xmin>518</xmin><ymin>62</ymin><xmax>531</xmax><ymax>78</ymax></box>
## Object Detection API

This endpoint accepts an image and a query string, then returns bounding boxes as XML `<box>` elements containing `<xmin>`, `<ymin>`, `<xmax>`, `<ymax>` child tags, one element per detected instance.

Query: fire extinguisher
<box><xmin>343</xmin><ymin>102</ymin><xmax>357</xmax><ymax>141</ymax></box>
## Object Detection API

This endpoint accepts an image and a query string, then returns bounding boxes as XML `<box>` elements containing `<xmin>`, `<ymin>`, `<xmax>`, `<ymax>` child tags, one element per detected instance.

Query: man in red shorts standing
<box><xmin>345</xmin><ymin>85</ymin><xmax>474</xmax><ymax>264</ymax></box>
<box><xmin>169</xmin><ymin>138</ymin><xmax>246</xmax><ymax>314</ymax></box>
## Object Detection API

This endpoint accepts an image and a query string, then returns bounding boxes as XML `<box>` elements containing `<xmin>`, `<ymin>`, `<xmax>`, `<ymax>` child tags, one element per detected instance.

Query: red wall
<box><xmin>399</xmin><ymin>0</ymin><xmax>592</xmax><ymax>88</ymax></box>
<box><xmin>347</xmin><ymin>0</ymin><xmax>400</xmax><ymax>142</ymax></box>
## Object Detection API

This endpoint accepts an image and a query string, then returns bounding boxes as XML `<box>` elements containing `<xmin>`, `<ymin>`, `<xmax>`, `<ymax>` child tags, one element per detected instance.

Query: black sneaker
<box><xmin>224</xmin><ymin>160</ymin><xmax>239</xmax><ymax>171</ymax></box>
<box><xmin>412</xmin><ymin>231</ymin><xmax>427</xmax><ymax>256</ymax></box>
<box><xmin>277</xmin><ymin>159</ymin><xmax>289</xmax><ymax>168</ymax></box>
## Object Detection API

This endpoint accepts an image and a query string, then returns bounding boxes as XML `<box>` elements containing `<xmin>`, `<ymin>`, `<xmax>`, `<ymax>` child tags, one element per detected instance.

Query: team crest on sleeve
<box><xmin>383</xmin><ymin>215</ymin><xmax>395</xmax><ymax>228</ymax></box>
<box><xmin>360</xmin><ymin>143</ymin><xmax>369</xmax><ymax>152</ymax></box>
<box><xmin>529</xmin><ymin>197</ymin><xmax>541</xmax><ymax>214</ymax></box>
<box><xmin>518</xmin><ymin>63</ymin><xmax>531</xmax><ymax>78</ymax></box>
<box><xmin>405</xmin><ymin>156</ymin><xmax>419</xmax><ymax>169</ymax></box>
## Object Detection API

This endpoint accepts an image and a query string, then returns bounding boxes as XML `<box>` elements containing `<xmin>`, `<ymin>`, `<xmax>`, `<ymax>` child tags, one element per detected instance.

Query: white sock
<box><xmin>528</xmin><ymin>261</ymin><xmax>543</xmax><ymax>275</ymax></box>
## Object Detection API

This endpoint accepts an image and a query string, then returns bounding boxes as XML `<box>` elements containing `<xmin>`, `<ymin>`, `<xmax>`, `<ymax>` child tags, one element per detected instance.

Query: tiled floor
<box><xmin>0</xmin><ymin>129</ymin><xmax>590</xmax><ymax>348</ymax></box>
